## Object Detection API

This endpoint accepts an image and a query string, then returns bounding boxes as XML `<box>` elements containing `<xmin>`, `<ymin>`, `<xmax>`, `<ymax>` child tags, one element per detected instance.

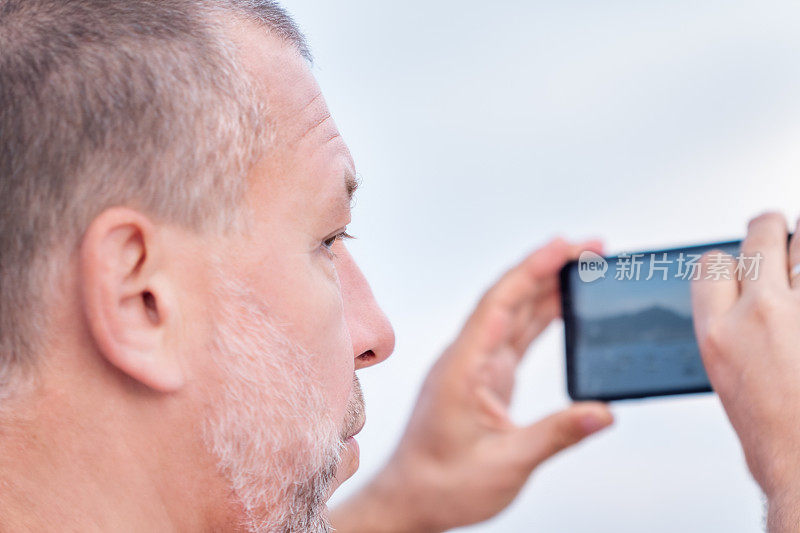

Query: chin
<box><xmin>327</xmin><ymin>437</ymin><xmax>360</xmax><ymax>500</ymax></box>
<box><xmin>343</xmin><ymin>435</ymin><xmax>360</xmax><ymax>474</ymax></box>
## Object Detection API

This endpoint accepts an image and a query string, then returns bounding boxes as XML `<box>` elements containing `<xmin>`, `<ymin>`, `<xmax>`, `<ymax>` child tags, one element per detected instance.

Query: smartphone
<box><xmin>559</xmin><ymin>239</ymin><xmax>746</xmax><ymax>401</ymax></box>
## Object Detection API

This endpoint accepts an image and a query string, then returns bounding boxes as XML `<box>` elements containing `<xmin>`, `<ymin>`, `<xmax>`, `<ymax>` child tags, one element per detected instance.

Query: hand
<box><xmin>331</xmin><ymin>238</ymin><xmax>614</xmax><ymax>532</ymax></box>
<box><xmin>692</xmin><ymin>212</ymin><xmax>800</xmax><ymax>532</ymax></box>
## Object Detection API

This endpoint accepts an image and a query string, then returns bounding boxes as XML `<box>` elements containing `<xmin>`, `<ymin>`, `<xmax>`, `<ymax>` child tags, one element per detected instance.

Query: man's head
<box><xmin>0</xmin><ymin>1</ymin><xmax>394</xmax><ymax>531</ymax></box>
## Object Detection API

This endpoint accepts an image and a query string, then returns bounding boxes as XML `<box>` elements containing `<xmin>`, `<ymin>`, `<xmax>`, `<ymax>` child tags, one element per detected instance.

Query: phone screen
<box><xmin>560</xmin><ymin>240</ymin><xmax>742</xmax><ymax>401</ymax></box>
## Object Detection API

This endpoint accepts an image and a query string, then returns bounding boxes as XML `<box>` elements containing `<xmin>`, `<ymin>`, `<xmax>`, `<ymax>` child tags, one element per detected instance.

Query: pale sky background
<box><xmin>283</xmin><ymin>1</ymin><xmax>800</xmax><ymax>531</ymax></box>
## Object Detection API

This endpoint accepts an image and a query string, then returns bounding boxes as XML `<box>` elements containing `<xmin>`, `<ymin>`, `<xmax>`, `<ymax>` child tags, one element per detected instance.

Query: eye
<box><xmin>322</xmin><ymin>230</ymin><xmax>355</xmax><ymax>257</ymax></box>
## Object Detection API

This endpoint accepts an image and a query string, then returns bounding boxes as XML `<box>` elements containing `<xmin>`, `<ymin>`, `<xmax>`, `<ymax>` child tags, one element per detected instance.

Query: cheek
<box><xmin>248</xmin><ymin>255</ymin><xmax>355</xmax><ymax>420</ymax></box>
<box><xmin>295</xmin><ymin>276</ymin><xmax>354</xmax><ymax>421</ymax></box>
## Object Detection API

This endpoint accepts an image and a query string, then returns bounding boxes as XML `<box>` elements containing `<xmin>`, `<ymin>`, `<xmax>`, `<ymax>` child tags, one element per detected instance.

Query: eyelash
<box><xmin>322</xmin><ymin>230</ymin><xmax>355</xmax><ymax>257</ymax></box>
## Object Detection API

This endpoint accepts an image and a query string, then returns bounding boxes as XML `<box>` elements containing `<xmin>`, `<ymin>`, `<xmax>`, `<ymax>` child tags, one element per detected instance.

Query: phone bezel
<box><xmin>559</xmin><ymin>239</ymin><xmax>741</xmax><ymax>402</ymax></box>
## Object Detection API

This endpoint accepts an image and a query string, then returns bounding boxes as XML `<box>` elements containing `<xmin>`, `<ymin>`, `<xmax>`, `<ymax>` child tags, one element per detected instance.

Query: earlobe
<box><xmin>79</xmin><ymin>207</ymin><xmax>185</xmax><ymax>392</ymax></box>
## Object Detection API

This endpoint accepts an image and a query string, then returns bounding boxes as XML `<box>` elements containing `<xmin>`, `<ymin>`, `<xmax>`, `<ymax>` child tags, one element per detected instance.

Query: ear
<box><xmin>79</xmin><ymin>207</ymin><xmax>184</xmax><ymax>392</ymax></box>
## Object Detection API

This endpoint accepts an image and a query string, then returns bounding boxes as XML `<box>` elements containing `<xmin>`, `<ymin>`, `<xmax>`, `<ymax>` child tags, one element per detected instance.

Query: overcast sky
<box><xmin>283</xmin><ymin>1</ymin><xmax>800</xmax><ymax>531</ymax></box>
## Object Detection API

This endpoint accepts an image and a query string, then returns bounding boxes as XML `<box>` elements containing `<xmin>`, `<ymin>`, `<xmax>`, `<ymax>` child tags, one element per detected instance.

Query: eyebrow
<box><xmin>345</xmin><ymin>172</ymin><xmax>360</xmax><ymax>203</ymax></box>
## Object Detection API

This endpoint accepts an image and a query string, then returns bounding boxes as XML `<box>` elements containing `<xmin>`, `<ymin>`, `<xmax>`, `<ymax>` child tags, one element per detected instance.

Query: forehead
<box><xmin>228</xmin><ymin>21</ymin><xmax>355</xmax><ymax>184</ymax></box>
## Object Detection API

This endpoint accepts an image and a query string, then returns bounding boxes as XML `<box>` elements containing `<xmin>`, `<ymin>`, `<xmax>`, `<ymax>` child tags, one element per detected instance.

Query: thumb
<box><xmin>517</xmin><ymin>402</ymin><xmax>614</xmax><ymax>468</ymax></box>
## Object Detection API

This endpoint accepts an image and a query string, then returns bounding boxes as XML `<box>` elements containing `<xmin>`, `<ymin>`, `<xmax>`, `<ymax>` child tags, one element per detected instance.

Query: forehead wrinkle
<box><xmin>301</xmin><ymin>112</ymin><xmax>333</xmax><ymax>142</ymax></box>
<box><xmin>298</xmin><ymin>90</ymin><xmax>323</xmax><ymax>116</ymax></box>
<box><xmin>288</xmin><ymin>90</ymin><xmax>335</xmax><ymax>147</ymax></box>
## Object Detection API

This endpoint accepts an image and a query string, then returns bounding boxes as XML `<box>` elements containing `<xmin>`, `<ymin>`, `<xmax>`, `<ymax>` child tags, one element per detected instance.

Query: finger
<box><xmin>508</xmin><ymin>240</ymin><xmax>601</xmax><ymax>355</ymax></box>
<box><xmin>477</xmin><ymin>238</ymin><xmax>573</xmax><ymax>313</ymax></box>
<box><xmin>788</xmin><ymin>217</ymin><xmax>800</xmax><ymax>290</ymax></box>
<box><xmin>517</xmin><ymin>402</ymin><xmax>613</xmax><ymax>468</ymax></box>
<box><xmin>740</xmin><ymin>211</ymin><xmax>789</xmax><ymax>293</ymax></box>
<box><xmin>577</xmin><ymin>239</ymin><xmax>604</xmax><ymax>257</ymax></box>
<box><xmin>460</xmin><ymin>238</ymin><xmax>601</xmax><ymax>357</ymax></box>
<box><xmin>691</xmin><ymin>250</ymin><xmax>739</xmax><ymax>339</ymax></box>
<box><xmin>511</xmin><ymin>291</ymin><xmax>560</xmax><ymax>355</ymax></box>
<box><xmin>478</xmin><ymin>237</ymin><xmax>601</xmax><ymax>320</ymax></box>
<box><xmin>460</xmin><ymin>239</ymin><xmax>571</xmax><ymax>348</ymax></box>
<box><xmin>508</xmin><ymin>276</ymin><xmax>558</xmax><ymax>333</ymax></box>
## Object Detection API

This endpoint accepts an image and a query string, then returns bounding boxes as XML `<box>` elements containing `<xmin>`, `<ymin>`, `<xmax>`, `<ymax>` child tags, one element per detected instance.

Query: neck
<box><xmin>0</xmin><ymin>364</ymin><xmax>229</xmax><ymax>531</ymax></box>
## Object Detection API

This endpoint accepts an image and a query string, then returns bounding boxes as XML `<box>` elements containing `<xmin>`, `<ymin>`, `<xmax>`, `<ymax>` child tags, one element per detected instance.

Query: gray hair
<box><xmin>0</xmin><ymin>0</ymin><xmax>309</xmax><ymax>389</ymax></box>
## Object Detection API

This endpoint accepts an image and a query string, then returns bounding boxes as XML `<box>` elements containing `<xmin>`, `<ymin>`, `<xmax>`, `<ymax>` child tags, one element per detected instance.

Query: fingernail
<box><xmin>580</xmin><ymin>413</ymin><xmax>610</xmax><ymax>435</ymax></box>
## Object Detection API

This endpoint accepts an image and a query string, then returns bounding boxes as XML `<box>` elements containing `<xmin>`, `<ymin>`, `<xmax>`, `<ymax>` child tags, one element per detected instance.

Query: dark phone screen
<box><xmin>561</xmin><ymin>240</ymin><xmax>743</xmax><ymax>401</ymax></box>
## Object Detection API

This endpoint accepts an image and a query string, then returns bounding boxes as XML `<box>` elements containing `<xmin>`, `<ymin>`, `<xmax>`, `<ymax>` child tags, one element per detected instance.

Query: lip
<box><xmin>345</xmin><ymin>435</ymin><xmax>360</xmax><ymax>456</ymax></box>
<box><xmin>345</xmin><ymin>414</ymin><xmax>365</xmax><ymax>442</ymax></box>
<box><xmin>352</xmin><ymin>415</ymin><xmax>365</xmax><ymax>437</ymax></box>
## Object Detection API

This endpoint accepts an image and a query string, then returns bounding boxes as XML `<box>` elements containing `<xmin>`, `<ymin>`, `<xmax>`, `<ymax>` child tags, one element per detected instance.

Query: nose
<box><xmin>336</xmin><ymin>247</ymin><xmax>395</xmax><ymax>370</ymax></box>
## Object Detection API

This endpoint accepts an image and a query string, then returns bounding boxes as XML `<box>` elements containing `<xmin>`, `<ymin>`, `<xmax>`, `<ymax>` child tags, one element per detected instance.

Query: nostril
<box><xmin>357</xmin><ymin>350</ymin><xmax>375</xmax><ymax>362</ymax></box>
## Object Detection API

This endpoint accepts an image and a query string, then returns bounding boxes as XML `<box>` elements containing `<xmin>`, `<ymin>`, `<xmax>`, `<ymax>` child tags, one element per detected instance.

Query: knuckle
<box><xmin>550</xmin><ymin>427</ymin><xmax>578</xmax><ymax>453</ymax></box>
<box><xmin>698</xmin><ymin>318</ymin><xmax>729</xmax><ymax>359</ymax></box>
<box><xmin>747</xmin><ymin>289</ymin><xmax>781</xmax><ymax>321</ymax></box>
<box><xmin>539</xmin><ymin>417</ymin><xmax>582</xmax><ymax>457</ymax></box>
<box><xmin>561</xmin><ymin>418</ymin><xmax>584</xmax><ymax>443</ymax></box>
<box><xmin>696</xmin><ymin>318</ymin><xmax>738</xmax><ymax>381</ymax></box>
<box><xmin>477</xmin><ymin>282</ymin><xmax>506</xmax><ymax>311</ymax></box>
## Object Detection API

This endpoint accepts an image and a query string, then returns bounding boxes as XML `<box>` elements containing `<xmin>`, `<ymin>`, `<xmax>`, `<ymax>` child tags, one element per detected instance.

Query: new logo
<box><xmin>578</xmin><ymin>251</ymin><xmax>608</xmax><ymax>283</ymax></box>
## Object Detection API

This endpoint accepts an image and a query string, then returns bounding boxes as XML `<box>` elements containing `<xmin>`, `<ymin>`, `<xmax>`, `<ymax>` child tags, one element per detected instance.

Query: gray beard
<box><xmin>202</xmin><ymin>274</ymin><xmax>348</xmax><ymax>533</ymax></box>
<box><xmin>276</xmin><ymin>460</ymin><xmax>338</xmax><ymax>533</ymax></box>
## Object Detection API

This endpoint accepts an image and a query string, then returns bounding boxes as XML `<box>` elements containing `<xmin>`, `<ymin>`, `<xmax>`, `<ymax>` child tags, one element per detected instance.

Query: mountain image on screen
<box><xmin>581</xmin><ymin>305</ymin><xmax>695</xmax><ymax>345</ymax></box>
